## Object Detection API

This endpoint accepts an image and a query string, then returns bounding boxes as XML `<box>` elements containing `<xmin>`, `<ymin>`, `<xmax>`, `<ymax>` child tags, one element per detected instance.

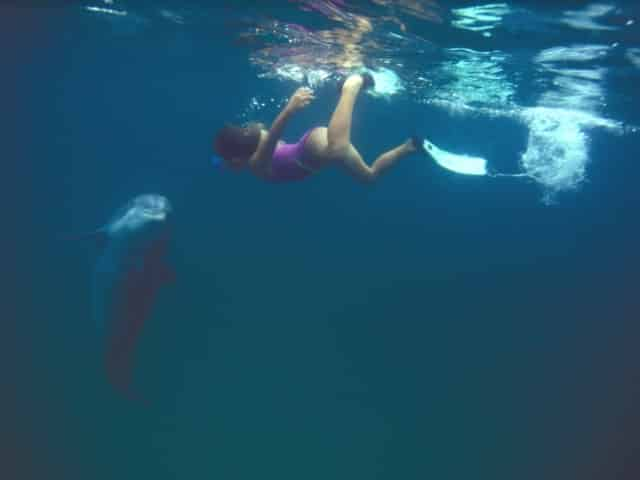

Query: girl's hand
<box><xmin>286</xmin><ymin>87</ymin><xmax>315</xmax><ymax>113</ymax></box>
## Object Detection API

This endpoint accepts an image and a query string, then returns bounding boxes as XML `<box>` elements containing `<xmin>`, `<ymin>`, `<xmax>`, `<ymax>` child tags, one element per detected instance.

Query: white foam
<box><xmin>520</xmin><ymin>109</ymin><xmax>589</xmax><ymax>203</ymax></box>
<box><xmin>535</xmin><ymin>45</ymin><xmax>611</xmax><ymax>113</ymax></box>
<box><xmin>268</xmin><ymin>65</ymin><xmax>332</xmax><ymax>88</ymax></box>
<box><xmin>306</xmin><ymin>69</ymin><xmax>331</xmax><ymax>88</ymax></box>
<box><xmin>534</xmin><ymin>45</ymin><xmax>610</xmax><ymax>64</ymax></box>
<box><xmin>539</xmin><ymin>76</ymin><xmax>605</xmax><ymax>112</ymax></box>
<box><xmin>273</xmin><ymin>64</ymin><xmax>307</xmax><ymax>83</ymax></box>
<box><xmin>540</xmin><ymin>67</ymin><xmax>606</xmax><ymax>81</ymax></box>
<box><xmin>626</xmin><ymin>48</ymin><xmax>640</xmax><ymax>69</ymax></box>
<box><xmin>159</xmin><ymin>9</ymin><xmax>185</xmax><ymax>24</ymax></box>
<box><xmin>452</xmin><ymin>3</ymin><xmax>510</xmax><ymax>32</ymax></box>
<box><xmin>85</xmin><ymin>6</ymin><xmax>127</xmax><ymax>16</ymax></box>
<box><xmin>519</xmin><ymin>107</ymin><xmax>621</xmax><ymax>203</ymax></box>
<box><xmin>368</xmin><ymin>67</ymin><xmax>404</xmax><ymax>98</ymax></box>
<box><xmin>266</xmin><ymin>63</ymin><xmax>404</xmax><ymax>99</ymax></box>
<box><xmin>561</xmin><ymin>4</ymin><xmax>618</xmax><ymax>31</ymax></box>
<box><xmin>430</xmin><ymin>49</ymin><xmax>515</xmax><ymax>108</ymax></box>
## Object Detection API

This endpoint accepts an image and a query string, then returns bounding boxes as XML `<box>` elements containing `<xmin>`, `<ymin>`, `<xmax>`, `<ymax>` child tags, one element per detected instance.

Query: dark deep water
<box><xmin>5</xmin><ymin>2</ymin><xmax>640</xmax><ymax>479</ymax></box>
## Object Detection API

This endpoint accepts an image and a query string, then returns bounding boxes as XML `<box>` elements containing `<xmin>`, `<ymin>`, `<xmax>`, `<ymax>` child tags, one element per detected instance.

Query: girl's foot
<box><xmin>360</xmin><ymin>72</ymin><xmax>375</xmax><ymax>89</ymax></box>
<box><xmin>410</xmin><ymin>135</ymin><xmax>427</xmax><ymax>153</ymax></box>
<box><xmin>337</xmin><ymin>72</ymin><xmax>375</xmax><ymax>93</ymax></box>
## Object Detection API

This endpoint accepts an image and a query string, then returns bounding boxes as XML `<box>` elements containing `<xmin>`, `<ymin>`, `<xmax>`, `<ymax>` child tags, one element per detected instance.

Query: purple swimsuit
<box><xmin>269</xmin><ymin>129</ymin><xmax>316</xmax><ymax>182</ymax></box>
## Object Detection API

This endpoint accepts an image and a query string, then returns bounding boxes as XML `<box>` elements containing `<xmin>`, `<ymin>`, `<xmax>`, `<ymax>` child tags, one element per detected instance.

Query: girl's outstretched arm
<box><xmin>250</xmin><ymin>87</ymin><xmax>314</xmax><ymax>171</ymax></box>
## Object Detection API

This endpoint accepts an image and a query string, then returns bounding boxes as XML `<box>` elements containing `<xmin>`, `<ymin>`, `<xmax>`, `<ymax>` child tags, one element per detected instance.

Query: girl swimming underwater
<box><xmin>213</xmin><ymin>73</ymin><xmax>425</xmax><ymax>183</ymax></box>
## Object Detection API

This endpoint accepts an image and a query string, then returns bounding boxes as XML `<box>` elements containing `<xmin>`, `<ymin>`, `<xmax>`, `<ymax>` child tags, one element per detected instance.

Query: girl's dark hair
<box><xmin>213</xmin><ymin>123</ymin><xmax>261</xmax><ymax>160</ymax></box>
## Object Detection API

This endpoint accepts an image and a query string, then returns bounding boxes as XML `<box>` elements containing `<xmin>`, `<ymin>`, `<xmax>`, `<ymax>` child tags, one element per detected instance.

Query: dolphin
<box><xmin>85</xmin><ymin>194</ymin><xmax>175</xmax><ymax>399</ymax></box>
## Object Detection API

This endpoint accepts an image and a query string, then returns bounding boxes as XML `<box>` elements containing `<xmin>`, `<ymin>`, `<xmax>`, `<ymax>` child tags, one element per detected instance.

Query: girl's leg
<box><xmin>341</xmin><ymin>141</ymin><xmax>417</xmax><ymax>183</ymax></box>
<box><xmin>327</xmin><ymin>75</ymin><xmax>364</xmax><ymax>154</ymax></box>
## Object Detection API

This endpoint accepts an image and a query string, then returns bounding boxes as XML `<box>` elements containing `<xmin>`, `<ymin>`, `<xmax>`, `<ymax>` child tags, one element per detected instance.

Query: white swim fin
<box><xmin>419</xmin><ymin>137</ymin><xmax>488</xmax><ymax>176</ymax></box>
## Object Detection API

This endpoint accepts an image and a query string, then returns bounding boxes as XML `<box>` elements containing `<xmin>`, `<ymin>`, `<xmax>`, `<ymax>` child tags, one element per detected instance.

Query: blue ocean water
<box><xmin>5</xmin><ymin>2</ymin><xmax>640</xmax><ymax>479</ymax></box>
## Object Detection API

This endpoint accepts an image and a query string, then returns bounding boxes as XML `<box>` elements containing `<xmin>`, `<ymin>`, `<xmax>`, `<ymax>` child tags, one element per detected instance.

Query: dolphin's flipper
<box><xmin>60</xmin><ymin>228</ymin><xmax>108</xmax><ymax>246</ymax></box>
